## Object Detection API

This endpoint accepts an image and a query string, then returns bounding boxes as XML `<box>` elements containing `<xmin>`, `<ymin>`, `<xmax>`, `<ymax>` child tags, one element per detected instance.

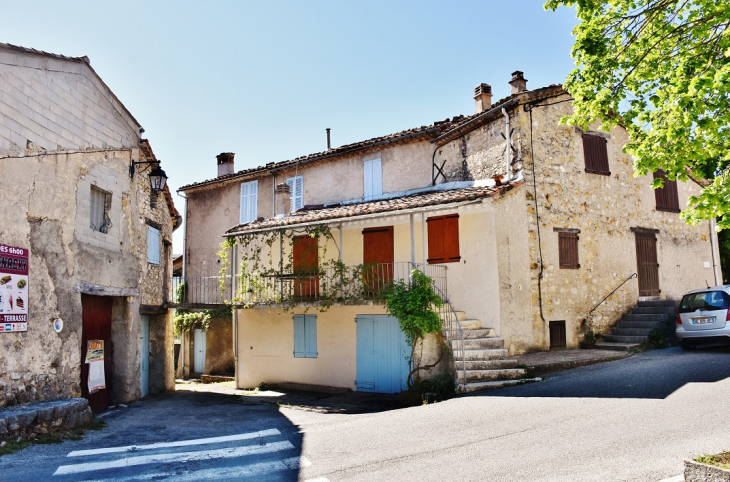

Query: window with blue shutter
<box><xmin>286</xmin><ymin>176</ymin><xmax>303</xmax><ymax>212</ymax></box>
<box><xmin>363</xmin><ymin>158</ymin><xmax>382</xmax><ymax>200</ymax></box>
<box><xmin>293</xmin><ymin>314</ymin><xmax>317</xmax><ymax>358</ymax></box>
<box><xmin>239</xmin><ymin>180</ymin><xmax>258</xmax><ymax>224</ymax></box>
<box><xmin>147</xmin><ymin>226</ymin><xmax>161</xmax><ymax>264</ymax></box>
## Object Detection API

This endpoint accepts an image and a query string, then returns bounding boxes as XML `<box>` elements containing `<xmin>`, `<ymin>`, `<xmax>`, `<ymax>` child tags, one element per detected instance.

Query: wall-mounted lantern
<box><xmin>129</xmin><ymin>160</ymin><xmax>169</xmax><ymax>193</ymax></box>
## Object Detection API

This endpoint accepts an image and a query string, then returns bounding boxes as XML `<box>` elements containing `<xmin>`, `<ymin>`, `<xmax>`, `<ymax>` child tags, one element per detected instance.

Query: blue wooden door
<box><xmin>140</xmin><ymin>315</ymin><xmax>149</xmax><ymax>397</ymax></box>
<box><xmin>356</xmin><ymin>315</ymin><xmax>410</xmax><ymax>393</ymax></box>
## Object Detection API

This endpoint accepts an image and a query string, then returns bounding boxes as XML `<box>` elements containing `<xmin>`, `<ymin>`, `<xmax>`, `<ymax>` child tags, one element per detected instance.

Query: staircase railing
<box><xmin>588</xmin><ymin>272</ymin><xmax>638</xmax><ymax>317</ymax></box>
<box><xmin>428</xmin><ymin>280</ymin><xmax>466</xmax><ymax>391</ymax></box>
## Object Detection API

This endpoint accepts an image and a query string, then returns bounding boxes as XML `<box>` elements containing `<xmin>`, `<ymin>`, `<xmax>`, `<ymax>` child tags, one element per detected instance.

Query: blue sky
<box><xmin>2</xmin><ymin>0</ymin><xmax>579</xmax><ymax>250</ymax></box>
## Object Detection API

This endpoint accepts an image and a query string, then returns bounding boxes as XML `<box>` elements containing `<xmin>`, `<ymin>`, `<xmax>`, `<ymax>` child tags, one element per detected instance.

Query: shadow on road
<box><xmin>471</xmin><ymin>345</ymin><xmax>730</xmax><ymax>400</ymax></box>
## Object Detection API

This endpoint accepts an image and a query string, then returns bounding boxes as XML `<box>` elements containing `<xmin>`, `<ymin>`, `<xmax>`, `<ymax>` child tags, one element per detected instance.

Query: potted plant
<box><xmin>581</xmin><ymin>321</ymin><xmax>597</xmax><ymax>349</ymax></box>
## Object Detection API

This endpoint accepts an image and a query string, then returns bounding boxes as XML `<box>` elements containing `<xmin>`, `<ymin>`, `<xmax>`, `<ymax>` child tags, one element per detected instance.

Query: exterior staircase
<box><xmin>444</xmin><ymin>310</ymin><xmax>541</xmax><ymax>393</ymax></box>
<box><xmin>596</xmin><ymin>299</ymin><xmax>677</xmax><ymax>351</ymax></box>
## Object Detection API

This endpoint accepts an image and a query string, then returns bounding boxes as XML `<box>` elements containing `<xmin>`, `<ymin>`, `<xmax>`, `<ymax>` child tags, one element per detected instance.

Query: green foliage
<box><xmin>545</xmin><ymin>0</ymin><xmax>730</xmax><ymax>228</ymax></box>
<box><xmin>381</xmin><ymin>270</ymin><xmax>443</xmax><ymax>347</ymax></box>
<box><xmin>719</xmin><ymin>228</ymin><xmax>730</xmax><ymax>284</ymax></box>
<box><xmin>174</xmin><ymin>306</ymin><xmax>232</xmax><ymax>335</ymax></box>
<box><xmin>410</xmin><ymin>372</ymin><xmax>457</xmax><ymax>403</ymax></box>
<box><xmin>583</xmin><ymin>324</ymin><xmax>597</xmax><ymax>344</ymax></box>
<box><xmin>175</xmin><ymin>282</ymin><xmax>187</xmax><ymax>304</ymax></box>
<box><xmin>695</xmin><ymin>451</ymin><xmax>730</xmax><ymax>470</ymax></box>
<box><xmin>648</xmin><ymin>329</ymin><xmax>669</xmax><ymax>348</ymax></box>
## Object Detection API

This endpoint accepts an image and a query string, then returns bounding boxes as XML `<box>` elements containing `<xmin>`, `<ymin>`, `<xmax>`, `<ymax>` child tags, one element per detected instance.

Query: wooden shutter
<box><xmin>362</xmin><ymin>226</ymin><xmax>394</xmax><ymax>293</ymax></box>
<box><xmin>293</xmin><ymin>315</ymin><xmax>305</xmax><ymax>357</ymax></box>
<box><xmin>634</xmin><ymin>229</ymin><xmax>660</xmax><ymax>296</ymax></box>
<box><xmin>147</xmin><ymin>226</ymin><xmax>161</xmax><ymax>264</ymax></box>
<box><xmin>549</xmin><ymin>320</ymin><xmax>566</xmax><ymax>349</ymax></box>
<box><xmin>293</xmin><ymin>314</ymin><xmax>317</xmax><ymax>358</ymax></box>
<box><xmin>558</xmin><ymin>232</ymin><xmax>579</xmax><ymax>269</ymax></box>
<box><xmin>364</xmin><ymin>159</ymin><xmax>383</xmax><ymax>200</ymax></box>
<box><xmin>653</xmin><ymin>171</ymin><xmax>680</xmax><ymax>212</ymax></box>
<box><xmin>287</xmin><ymin>176</ymin><xmax>303</xmax><ymax>212</ymax></box>
<box><xmin>582</xmin><ymin>134</ymin><xmax>610</xmax><ymax>175</ymax></box>
<box><xmin>427</xmin><ymin>214</ymin><xmax>460</xmax><ymax>264</ymax></box>
<box><xmin>293</xmin><ymin>235</ymin><xmax>319</xmax><ymax>297</ymax></box>
<box><xmin>239</xmin><ymin>180</ymin><xmax>258</xmax><ymax>224</ymax></box>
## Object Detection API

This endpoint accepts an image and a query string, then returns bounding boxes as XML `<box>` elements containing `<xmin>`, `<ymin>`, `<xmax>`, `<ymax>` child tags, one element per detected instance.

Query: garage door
<box><xmin>356</xmin><ymin>315</ymin><xmax>410</xmax><ymax>394</ymax></box>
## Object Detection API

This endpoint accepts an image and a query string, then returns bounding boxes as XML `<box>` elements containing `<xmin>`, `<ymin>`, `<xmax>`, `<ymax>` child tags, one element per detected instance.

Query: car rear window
<box><xmin>679</xmin><ymin>291</ymin><xmax>730</xmax><ymax>313</ymax></box>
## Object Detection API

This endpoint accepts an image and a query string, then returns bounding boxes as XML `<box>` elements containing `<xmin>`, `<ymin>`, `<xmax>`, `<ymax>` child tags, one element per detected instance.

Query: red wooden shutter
<box><xmin>427</xmin><ymin>214</ymin><xmax>460</xmax><ymax>264</ymax></box>
<box><xmin>653</xmin><ymin>171</ymin><xmax>680</xmax><ymax>212</ymax></box>
<box><xmin>582</xmin><ymin>134</ymin><xmax>610</xmax><ymax>175</ymax></box>
<box><xmin>293</xmin><ymin>235</ymin><xmax>318</xmax><ymax>297</ymax></box>
<box><xmin>558</xmin><ymin>232</ymin><xmax>580</xmax><ymax>269</ymax></box>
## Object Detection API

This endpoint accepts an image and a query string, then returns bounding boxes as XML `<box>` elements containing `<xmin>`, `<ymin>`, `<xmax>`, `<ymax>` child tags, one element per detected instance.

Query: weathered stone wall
<box><xmin>205</xmin><ymin>317</ymin><xmax>234</xmax><ymax>375</ymax></box>
<box><xmin>0</xmin><ymin>398</ymin><xmax>92</xmax><ymax>442</ymax></box>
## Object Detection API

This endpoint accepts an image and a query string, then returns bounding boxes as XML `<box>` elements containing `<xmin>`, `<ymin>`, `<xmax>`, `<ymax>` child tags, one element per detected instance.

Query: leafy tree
<box><xmin>545</xmin><ymin>0</ymin><xmax>730</xmax><ymax>229</ymax></box>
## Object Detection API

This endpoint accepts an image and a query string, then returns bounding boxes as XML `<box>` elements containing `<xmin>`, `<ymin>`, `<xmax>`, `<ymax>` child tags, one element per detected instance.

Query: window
<box><xmin>653</xmin><ymin>170</ymin><xmax>680</xmax><ymax>213</ymax></box>
<box><xmin>147</xmin><ymin>226</ymin><xmax>161</xmax><ymax>264</ymax></box>
<box><xmin>239</xmin><ymin>180</ymin><xmax>258</xmax><ymax>224</ymax></box>
<box><xmin>549</xmin><ymin>320</ymin><xmax>567</xmax><ymax>349</ymax></box>
<box><xmin>427</xmin><ymin>214</ymin><xmax>460</xmax><ymax>264</ymax></box>
<box><xmin>555</xmin><ymin>228</ymin><xmax>580</xmax><ymax>269</ymax></box>
<box><xmin>293</xmin><ymin>314</ymin><xmax>317</xmax><ymax>358</ymax></box>
<box><xmin>287</xmin><ymin>175</ymin><xmax>303</xmax><ymax>212</ymax></box>
<box><xmin>363</xmin><ymin>158</ymin><xmax>383</xmax><ymax>200</ymax></box>
<box><xmin>582</xmin><ymin>134</ymin><xmax>610</xmax><ymax>176</ymax></box>
<box><xmin>90</xmin><ymin>186</ymin><xmax>111</xmax><ymax>233</ymax></box>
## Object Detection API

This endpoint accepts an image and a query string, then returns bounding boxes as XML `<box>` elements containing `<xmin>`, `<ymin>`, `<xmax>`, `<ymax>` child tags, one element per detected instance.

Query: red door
<box><xmin>293</xmin><ymin>236</ymin><xmax>319</xmax><ymax>298</ymax></box>
<box><xmin>363</xmin><ymin>226</ymin><xmax>394</xmax><ymax>294</ymax></box>
<box><xmin>81</xmin><ymin>294</ymin><xmax>113</xmax><ymax>413</ymax></box>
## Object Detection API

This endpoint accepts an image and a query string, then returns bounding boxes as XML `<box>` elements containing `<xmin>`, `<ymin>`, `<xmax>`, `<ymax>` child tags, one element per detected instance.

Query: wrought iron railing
<box><xmin>428</xmin><ymin>281</ymin><xmax>466</xmax><ymax>391</ymax></box>
<box><xmin>173</xmin><ymin>275</ymin><xmax>232</xmax><ymax>305</ymax></box>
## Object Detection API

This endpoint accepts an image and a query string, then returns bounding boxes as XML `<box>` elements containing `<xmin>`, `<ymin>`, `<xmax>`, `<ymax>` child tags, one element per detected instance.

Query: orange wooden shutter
<box><xmin>427</xmin><ymin>214</ymin><xmax>460</xmax><ymax>264</ymax></box>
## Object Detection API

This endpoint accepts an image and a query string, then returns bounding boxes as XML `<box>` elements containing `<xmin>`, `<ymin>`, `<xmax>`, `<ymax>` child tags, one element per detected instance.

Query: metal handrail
<box><xmin>425</xmin><ymin>272</ymin><xmax>466</xmax><ymax>391</ymax></box>
<box><xmin>588</xmin><ymin>272</ymin><xmax>638</xmax><ymax>317</ymax></box>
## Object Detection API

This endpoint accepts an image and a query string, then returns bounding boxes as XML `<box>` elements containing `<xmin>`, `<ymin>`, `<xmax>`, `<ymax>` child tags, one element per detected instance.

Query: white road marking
<box><xmin>53</xmin><ymin>440</ymin><xmax>294</xmax><ymax>476</ymax></box>
<box><xmin>66</xmin><ymin>428</ymin><xmax>281</xmax><ymax>457</ymax></box>
<box><xmin>82</xmin><ymin>456</ymin><xmax>312</xmax><ymax>481</ymax></box>
<box><xmin>304</xmin><ymin>478</ymin><xmax>331</xmax><ymax>482</ymax></box>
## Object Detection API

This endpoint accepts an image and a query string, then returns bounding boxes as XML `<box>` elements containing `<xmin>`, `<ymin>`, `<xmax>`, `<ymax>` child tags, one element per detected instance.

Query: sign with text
<box><xmin>0</xmin><ymin>243</ymin><xmax>29</xmax><ymax>332</ymax></box>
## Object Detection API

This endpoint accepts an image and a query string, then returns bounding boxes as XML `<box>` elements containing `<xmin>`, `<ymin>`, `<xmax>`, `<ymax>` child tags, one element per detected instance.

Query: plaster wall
<box><xmin>205</xmin><ymin>316</ymin><xmax>234</xmax><ymax>375</ymax></box>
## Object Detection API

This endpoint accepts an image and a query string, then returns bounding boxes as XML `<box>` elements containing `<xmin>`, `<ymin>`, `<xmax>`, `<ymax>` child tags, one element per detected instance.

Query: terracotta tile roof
<box><xmin>0</xmin><ymin>42</ymin><xmax>90</xmax><ymax>63</ymax></box>
<box><xmin>225</xmin><ymin>181</ymin><xmax>522</xmax><ymax>235</ymax></box>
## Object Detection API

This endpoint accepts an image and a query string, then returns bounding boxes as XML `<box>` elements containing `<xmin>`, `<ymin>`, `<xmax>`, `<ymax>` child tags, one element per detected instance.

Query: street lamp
<box><xmin>129</xmin><ymin>160</ymin><xmax>169</xmax><ymax>193</ymax></box>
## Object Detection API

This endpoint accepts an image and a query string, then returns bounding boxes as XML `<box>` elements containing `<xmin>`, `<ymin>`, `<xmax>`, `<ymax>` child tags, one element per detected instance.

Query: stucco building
<box><xmin>179</xmin><ymin>72</ymin><xmax>721</xmax><ymax>393</ymax></box>
<box><xmin>0</xmin><ymin>43</ymin><xmax>180</xmax><ymax>411</ymax></box>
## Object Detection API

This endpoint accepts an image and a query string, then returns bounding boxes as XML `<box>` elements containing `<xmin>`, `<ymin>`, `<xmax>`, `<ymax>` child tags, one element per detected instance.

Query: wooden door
<box><xmin>193</xmin><ymin>329</ymin><xmax>206</xmax><ymax>374</ymax></box>
<box><xmin>81</xmin><ymin>294</ymin><xmax>113</xmax><ymax>413</ymax></box>
<box><xmin>356</xmin><ymin>315</ymin><xmax>410</xmax><ymax>393</ymax></box>
<box><xmin>363</xmin><ymin>226</ymin><xmax>394</xmax><ymax>294</ymax></box>
<box><xmin>293</xmin><ymin>235</ymin><xmax>319</xmax><ymax>298</ymax></box>
<box><xmin>635</xmin><ymin>231</ymin><xmax>660</xmax><ymax>297</ymax></box>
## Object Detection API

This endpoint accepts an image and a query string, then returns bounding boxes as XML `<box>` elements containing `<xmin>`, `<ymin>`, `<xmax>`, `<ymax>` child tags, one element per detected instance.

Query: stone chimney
<box><xmin>275</xmin><ymin>183</ymin><xmax>291</xmax><ymax>216</ymax></box>
<box><xmin>474</xmin><ymin>83</ymin><xmax>492</xmax><ymax>113</ymax></box>
<box><xmin>216</xmin><ymin>152</ymin><xmax>235</xmax><ymax>177</ymax></box>
<box><xmin>509</xmin><ymin>71</ymin><xmax>528</xmax><ymax>94</ymax></box>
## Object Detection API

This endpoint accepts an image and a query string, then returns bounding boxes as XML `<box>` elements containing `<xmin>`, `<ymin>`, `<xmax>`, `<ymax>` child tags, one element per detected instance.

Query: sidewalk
<box><xmin>516</xmin><ymin>348</ymin><xmax>634</xmax><ymax>376</ymax></box>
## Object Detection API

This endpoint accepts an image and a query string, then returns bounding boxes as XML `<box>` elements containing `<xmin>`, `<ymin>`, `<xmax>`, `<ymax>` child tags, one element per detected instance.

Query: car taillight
<box><xmin>726</xmin><ymin>310</ymin><xmax>730</xmax><ymax>322</ymax></box>
<box><xmin>676</xmin><ymin>314</ymin><xmax>682</xmax><ymax>325</ymax></box>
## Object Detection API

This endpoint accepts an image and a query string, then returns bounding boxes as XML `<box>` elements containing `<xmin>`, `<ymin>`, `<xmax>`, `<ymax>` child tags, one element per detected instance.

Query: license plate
<box><xmin>692</xmin><ymin>317</ymin><xmax>714</xmax><ymax>324</ymax></box>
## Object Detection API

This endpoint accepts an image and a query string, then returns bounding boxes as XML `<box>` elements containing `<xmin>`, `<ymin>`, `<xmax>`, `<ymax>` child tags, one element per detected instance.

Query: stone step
<box><xmin>595</xmin><ymin>341</ymin><xmax>642</xmax><ymax>352</ymax></box>
<box><xmin>458</xmin><ymin>319</ymin><xmax>482</xmax><ymax>330</ymax></box>
<box><xmin>439</xmin><ymin>310</ymin><xmax>467</xmax><ymax>322</ymax></box>
<box><xmin>454</xmin><ymin>359</ymin><xmax>519</xmax><ymax>371</ymax></box>
<box><xmin>463</xmin><ymin>338</ymin><xmax>504</xmax><ymax>350</ymax></box>
<box><xmin>638</xmin><ymin>300</ymin><xmax>676</xmax><ymax>308</ymax></box>
<box><xmin>611</xmin><ymin>327</ymin><xmax>654</xmax><ymax>337</ymax></box>
<box><xmin>453</xmin><ymin>348</ymin><xmax>510</xmax><ymax>361</ymax></box>
<box><xmin>462</xmin><ymin>378</ymin><xmax>542</xmax><ymax>393</ymax></box>
<box><xmin>623</xmin><ymin>313</ymin><xmax>671</xmax><ymax>322</ymax></box>
<box><xmin>631</xmin><ymin>306</ymin><xmax>676</xmax><ymax>315</ymax></box>
<box><xmin>458</xmin><ymin>368</ymin><xmax>526</xmax><ymax>383</ymax></box>
<box><xmin>462</xmin><ymin>328</ymin><xmax>497</xmax><ymax>339</ymax></box>
<box><xmin>617</xmin><ymin>320</ymin><xmax>663</xmax><ymax>329</ymax></box>
<box><xmin>603</xmin><ymin>334</ymin><xmax>648</xmax><ymax>344</ymax></box>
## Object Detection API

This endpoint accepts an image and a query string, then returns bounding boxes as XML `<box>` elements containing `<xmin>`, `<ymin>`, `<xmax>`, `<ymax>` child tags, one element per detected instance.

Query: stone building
<box><xmin>178</xmin><ymin>71</ymin><xmax>720</xmax><ymax>393</ymax></box>
<box><xmin>0</xmin><ymin>43</ymin><xmax>180</xmax><ymax>411</ymax></box>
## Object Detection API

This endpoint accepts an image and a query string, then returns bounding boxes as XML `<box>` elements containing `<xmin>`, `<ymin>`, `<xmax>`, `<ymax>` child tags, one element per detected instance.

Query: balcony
<box><xmin>171</xmin><ymin>262</ymin><xmax>446</xmax><ymax>308</ymax></box>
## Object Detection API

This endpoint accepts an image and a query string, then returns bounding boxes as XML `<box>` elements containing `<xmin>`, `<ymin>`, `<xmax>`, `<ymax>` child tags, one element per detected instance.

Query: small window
<box><xmin>90</xmin><ymin>186</ymin><xmax>112</xmax><ymax>233</ymax></box>
<box><xmin>557</xmin><ymin>230</ymin><xmax>580</xmax><ymax>269</ymax></box>
<box><xmin>147</xmin><ymin>226</ymin><xmax>161</xmax><ymax>264</ymax></box>
<box><xmin>287</xmin><ymin>176</ymin><xmax>303</xmax><ymax>212</ymax></box>
<box><xmin>427</xmin><ymin>214</ymin><xmax>460</xmax><ymax>264</ymax></box>
<box><xmin>240</xmin><ymin>180</ymin><xmax>259</xmax><ymax>224</ymax></box>
<box><xmin>363</xmin><ymin>158</ymin><xmax>382</xmax><ymax>200</ymax></box>
<box><xmin>653</xmin><ymin>170</ymin><xmax>680</xmax><ymax>213</ymax></box>
<box><xmin>582</xmin><ymin>134</ymin><xmax>610</xmax><ymax>176</ymax></box>
<box><xmin>293</xmin><ymin>314</ymin><xmax>317</xmax><ymax>358</ymax></box>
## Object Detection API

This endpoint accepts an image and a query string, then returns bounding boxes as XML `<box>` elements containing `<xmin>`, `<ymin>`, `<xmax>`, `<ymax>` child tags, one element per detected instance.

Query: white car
<box><xmin>676</xmin><ymin>286</ymin><xmax>730</xmax><ymax>350</ymax></box>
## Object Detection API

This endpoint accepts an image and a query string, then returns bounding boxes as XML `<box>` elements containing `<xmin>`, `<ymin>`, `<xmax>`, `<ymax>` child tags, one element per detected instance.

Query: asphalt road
<box><xmin>0</xmin><ymin>345</ymin><xmax>728</xmax><ymax>481</ymax></box>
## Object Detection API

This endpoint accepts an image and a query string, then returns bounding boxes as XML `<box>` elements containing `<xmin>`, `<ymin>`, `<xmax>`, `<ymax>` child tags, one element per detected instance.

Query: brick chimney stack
<box><xmin>509</xmin><ymin>71</ymin><xmax>528</xmax><ymax>94</ymax></box>
<box><xmin>216</xmin><ymin>152</ymin><xmax>235</xmax><ymax>177</ymax></box>
<box><xmin>474</xmin><ymin>83</ymin><xmax>493</xmax><ymax>113</ymax></box>
<box><xmin>275</xmin><ymin>183</ymin><xmax>291</xmax><ymax>216</ymax></box>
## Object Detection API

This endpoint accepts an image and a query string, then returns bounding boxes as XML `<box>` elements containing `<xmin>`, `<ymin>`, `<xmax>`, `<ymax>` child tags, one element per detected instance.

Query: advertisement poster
<box><xmin>86</xmin><ymin>340</ymin><xmax>106</xmax><ymax>393</ymax></box>
<box><xmin>0</xmin><ymin>243</ymin><xmax>29</xmax><ymax>333</ymax></box>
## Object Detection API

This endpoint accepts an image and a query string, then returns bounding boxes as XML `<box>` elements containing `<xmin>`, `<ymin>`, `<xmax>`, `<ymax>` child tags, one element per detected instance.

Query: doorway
<box><xmin>362</xmin><ymin>226</ymin><xmax>394</xmax><ymax>294</ymax></box>
<box><xmin>356</xmin><ymin>315</ymin><xmax>410</xmax><ymax>394</ymax></box>
<box><xmin>193</xmin><ymin>329</ymin><xmax>206</xmax><ymax>374</ymax></box>
<box><xmin>140</xmin><ymin>315</ymin><xmax>150</xmax><ymax>397</ymax></box>
<box><xmin>634</xmin><ymin>230</ymin><xmax>660</xmax><ymax>297</ymax></box>
<box><xmin>81</xmin><ymin>294</ymin><xmax>113</xmax><ymax>413</ymax></box>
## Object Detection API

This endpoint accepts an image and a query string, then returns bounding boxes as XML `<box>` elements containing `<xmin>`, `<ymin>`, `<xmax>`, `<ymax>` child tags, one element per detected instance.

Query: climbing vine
<box><xmin>173</xmin><ymin>280</ymin><xmax>232</xmax><ymax>335</ymax></box>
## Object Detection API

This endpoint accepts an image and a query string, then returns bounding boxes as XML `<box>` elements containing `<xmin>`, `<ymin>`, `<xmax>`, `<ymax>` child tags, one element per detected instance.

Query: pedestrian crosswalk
<box><xmin>53</xmin><ymin>428</ymin><xmax>312</xmax><ymax>480</ymax></box>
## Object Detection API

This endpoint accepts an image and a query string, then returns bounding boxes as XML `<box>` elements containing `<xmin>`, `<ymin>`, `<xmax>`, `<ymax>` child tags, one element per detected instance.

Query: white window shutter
<box><xmin>240</xmin><ymin>181</ymin><xmax>258</xmax><ymax>224</ymax></box>
<box><xmin>147</xmin><ymin>226</ymin><xmax>160</xmax><ymax>264</ymax></box>
<box><xmin>364</xmin><ymin>159</ymin><xmax>382</xmax><ymax>200</ymax></box>
<box><xmin>287</xmin><ymin>176</ymin><xmax>303</xmax><ymax>212</ymax></box>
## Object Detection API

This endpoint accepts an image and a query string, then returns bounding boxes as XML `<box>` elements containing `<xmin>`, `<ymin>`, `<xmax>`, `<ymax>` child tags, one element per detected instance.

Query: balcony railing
<box><xmin>172</xmin><ymin>262</ymin><xmax>446</xmax><ymax>307</ymax></box>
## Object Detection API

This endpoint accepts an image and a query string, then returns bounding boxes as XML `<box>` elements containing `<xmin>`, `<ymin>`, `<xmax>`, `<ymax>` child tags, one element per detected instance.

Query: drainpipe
<box><xmin>231</xmin><ymin>242</ymin><xmax>239</xmax><ymax>387</ymax></box>
<box><xmin>502</xmin><ymin>108</ymin><xmax>512</xmax><ymax>182</ymax></box>
<box><xmin>271</xmin><ymin>172</ymin><xmax>277</xmax><ymax>217</ymax></box>
<box><xmin>709</xmin><ymin>218</ymin><xmax>720</xmax><ymax>286</ymax></box>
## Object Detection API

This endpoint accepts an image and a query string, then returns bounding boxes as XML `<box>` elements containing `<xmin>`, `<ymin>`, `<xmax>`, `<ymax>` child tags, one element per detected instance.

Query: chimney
<box><xmin>326</xmin><ymin>128</ymin><xmax>332</xmax><ymax>150</ymax></box>
<box><xmin>474</xmin><ymin>83</ymin><xmax>492</xmax><ymax>113</ymax></box>
<box><xmin>275</xmin><ymin>183</ymin><xmax>291</xmax><ymax>216</ymax></box>
<box><xmin>509</xmin><ymin>71</ymin><xmax>528</xmax><ymax>94</ymax></box>
<box><xmin>216</xmin><ymin>152</ymin><xmax>235</xmax><ymax>177</ymax></box>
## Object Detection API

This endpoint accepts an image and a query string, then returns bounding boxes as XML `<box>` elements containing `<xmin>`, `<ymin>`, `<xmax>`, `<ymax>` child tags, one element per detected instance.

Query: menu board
<box><xmin>0</xmin><ymin>243</ymin><xmax>29</xmax><ymax>333</ymax></box>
